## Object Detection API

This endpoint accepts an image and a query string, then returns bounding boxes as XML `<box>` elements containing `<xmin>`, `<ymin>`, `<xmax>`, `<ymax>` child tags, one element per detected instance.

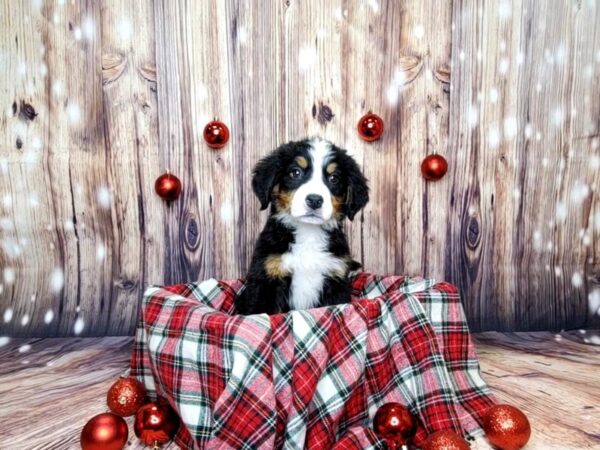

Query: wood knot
<box><xmin>115</xmin><ymin>279</ymin><xmax>137</xmax><ymax>290</ymax></box>
<box><xmin>184</xmin><ymin>214</ymin><xmax>200</xmax><ymax>251</ymax></box>
<box><xmin>394</xmin><ymin>55</ymin><xmax>423</xmax><ymax>86</ymax></box>
<box><xmin>102</xmin><ymin>53</ymin><xmax>128</xmax><ymax>85</ymax></box>
<box><xmin>16</xmin><ymin>137</ymin><xmax>22</xmax><ymax>149</ymax></box>
<box><xmin>18</xmin><ymin>101</ymin><xmax>37</xmax><ymax>121</ymax></box>
<box><xmin>313</xmin><ymin>101</ymin><xmax>334</xmax><ymax>124</ymax></box>
<box><xmin>465</xmin><ymin>216</ymin><xmax>480</xmax><ymax>249</ymax></box>
<box><xmin>138</xmin><ymin>63</ymin><xmax>157</xmax><ymax>83</ymax></box>
<box><xmin>434</xmin><ymin>64</ymin><xmax>451</xmax><ymax>84</ymax></box>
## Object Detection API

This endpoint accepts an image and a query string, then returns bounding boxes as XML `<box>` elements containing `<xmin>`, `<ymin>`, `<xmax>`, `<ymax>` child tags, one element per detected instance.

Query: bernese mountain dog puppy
<box><xmin>235</xmin><ymin>137</ymin><xmax>369</xmax><ymax>315</ymax></box>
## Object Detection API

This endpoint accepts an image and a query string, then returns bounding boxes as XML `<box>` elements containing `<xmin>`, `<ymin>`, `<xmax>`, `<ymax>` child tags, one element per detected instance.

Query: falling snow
<box><xmin>74</xmin><ymin>316</ymin><xmax>85</xmax><ymax>335</ymax></box>
<box><xmin>2</xmin><ymin>194</ymin><xmax>12</xmax><ymax>209</ymax></box>
<box><xmin>52</xmin><ymin>80</ymin><xmax>64</xmax><ymax>98</ymax></box>
<box><xmin>488</xmin><ymin>125</ymin><xmax>500</xmax><ymax>149</ymax></box>
<box><xmin>21</xmin><ymin>314</ymin><xmax>30</xmax><ymax>326</ymax></box>
<box><xmin>66</xmin><ymin>103</ymin><xmax>81</xmax><ymax>125</ymax></box>
<box><xmin>96</xmin><ymin>243</ymin><xmax>106</xmax><ymax>261</ymax></box>
<box><xmin>220</xmin><ymin>202</ymin><xmax>234</xmax><ymax>223</ymax></box>
<box><xmin>498</xmin><ymin>58</ymin><xmax>509</xmax><ymax>75</ymax></box>
<box><xmin>3</xmin><ymin>268</ymin><xmax>15</xmax><ymax>285</ymax></box>
<box><xmin>555</xmin><ymin>202</ymin><xmax>567</xmax><ymax>223</ymax></box>
<box><xmin>570</xmin><ymin>182</ymin><xmax>590</xmax><ymax>205</ymax></box>
<box><xmin>503</xmin><ymin>116</ymin><xmax>518</xmax><ymax>139</ymax></box>
<box><xmin>97</xmin><ymin>186</ymin><xmax>112</xmax><ymax>209</ymax></box>
<box><xmin>498</xmin><ymin>1</ymin><xmax>512</xmax><ymax>19</ymax></box>
<box><xmin>367</xmin><ymin>0</ymin><xmax>379</xmax><ymax>14</ymax></box>
<box><xmin>18</xmin><ymin>344</ymin><xmax>31</xmax><ymax>353</ymax></box>
<box><xmin>552</xmin><ymin>108</ymin><xmax>564</xmax><ymax>127</ymax></box>
<box><xmin>589</xmin><ymin>290</ymin><xmax>600</xmax><ymax>315</ymax></box>
<box><xmin>489</xmin><ymin>88</ymin><xmax>498</xmax><ymax>103</ymax></box>
<box><xmin>3</xmin><ymin>308</ymin><xmax>13</xmax><ymax>323</ymax></box>
<box><xmin>82</xmin><ymin>17</ymin><xmax>95</xmax><ymax>40</ymax></box>
<box><xmin>298</xmin><ymin>47</ymin><xmax>317</xmax><ymax>71</ymax></box>
<box><xmin>117</xmin><ymin>17</ymin><xmax>133</xmax><ymax>42</ymax></box>
<box><xmin>73</xmin><ymin>26</ymin><xmax>82</xmax><ymax>41</ymax></box>
<box><xmin>554</xmin><ymin>266</ymin><xmax>562</xmax><ymax>277</ymax></box>
<box><xmin>50</xmin><ymin>267</ymin><xmax>65</xmax><ymax>293</ymax></box>
<box><xmin>413</xmin><ymin>25</ymin><xmax>424</xmax><ymax>39</ymax></box>
<box><xmin>468</xmin><ymin>105</ymin><xmax>479</xmax><ymax>127</ymax></box>
<box><xmin>571</xmin><ymin>272</ymin><xmax>583</xmax><ymax>288</ymax></box>
<box><xmin>0</xmin><ymin>337</ymin><xmax>9</xmax><ymax>348</ymax></box>
<box><xmin>44</xmin><ymin>309</ymin><xmax>54</xmax><ymax>324</ymax></box>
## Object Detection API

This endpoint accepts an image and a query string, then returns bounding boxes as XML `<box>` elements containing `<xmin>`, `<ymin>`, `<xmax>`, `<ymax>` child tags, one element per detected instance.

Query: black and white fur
<box><xmin>235</xmin><ymin>137</ymin><xmax>369</xmax><ymax>315</ymax></box>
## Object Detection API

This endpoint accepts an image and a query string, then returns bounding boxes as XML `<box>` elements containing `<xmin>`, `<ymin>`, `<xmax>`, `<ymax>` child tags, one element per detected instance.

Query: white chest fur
<box><xmin>281</xmin><ymin>223</ymin><xmax>346</xmax><ymax>310</ymax></box>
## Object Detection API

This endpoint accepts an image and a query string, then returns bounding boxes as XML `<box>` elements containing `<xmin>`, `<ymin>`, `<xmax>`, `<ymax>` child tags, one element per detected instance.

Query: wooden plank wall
<box><xmin>0</xmin><ymin>0</ymin><xmax>599</xmax><ymax>337</ymax></box>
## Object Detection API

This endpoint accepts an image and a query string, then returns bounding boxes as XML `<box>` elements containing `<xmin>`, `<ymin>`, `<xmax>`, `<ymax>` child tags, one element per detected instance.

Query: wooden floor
<box><xmin>0</xmin><ymin>332</ymin><xmax>598</xmax><ymax>450</ymax></box>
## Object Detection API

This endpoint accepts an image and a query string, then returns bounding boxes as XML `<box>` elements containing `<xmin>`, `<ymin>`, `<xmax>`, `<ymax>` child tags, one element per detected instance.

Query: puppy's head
<box><xmin>252</xmin><ymin>137</ymin><xmax>369</xmax><ymax>225</ymax></box>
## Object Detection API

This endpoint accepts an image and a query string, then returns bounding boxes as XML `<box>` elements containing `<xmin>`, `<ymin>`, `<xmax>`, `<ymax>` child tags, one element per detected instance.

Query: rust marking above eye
<box><xmin>295</xmin><ymin>156</ymin><xmax>308</xmax><ymax>169</ymax></box>
<box><xmin>326</xmin><ymin>162</ymin><xmax>338</xmax><ymax>174</ymax></box>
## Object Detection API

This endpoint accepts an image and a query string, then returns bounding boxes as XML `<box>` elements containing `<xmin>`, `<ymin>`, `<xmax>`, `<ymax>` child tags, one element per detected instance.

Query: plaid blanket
<box><xmin>130</xmin><ymin>273</ymin><xmax>495</xmax><ymax>449</ymax></box>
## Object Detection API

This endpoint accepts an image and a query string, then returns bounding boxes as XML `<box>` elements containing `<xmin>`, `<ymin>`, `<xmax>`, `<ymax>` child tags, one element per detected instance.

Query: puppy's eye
<box><xmin>328</xmin><ymin>174</ymin><xmax>340</xmax><ymax>185</ymax></box>
<box><xmin>289</xmin><ymin>168</ymin><xmax>303</xmax><ymax>179</ymax></box>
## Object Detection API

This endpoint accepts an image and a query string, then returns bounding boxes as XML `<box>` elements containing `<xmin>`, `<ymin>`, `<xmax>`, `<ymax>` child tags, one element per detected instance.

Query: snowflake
<box><xmin>96</xmin><ymin>243</ymin><xmax>106</xmax><ymax>261</ymax></box>
<box><xmin>298</xmin><ymin>47</ymin><xmax>317</xmax><ymax>71</ymax></box>
<box><xmin>498</xmin><ymin>58</ymin><xmax>509</xmax><ymax>75</ymax></box>
<box><xmin>18</xmin><ymin>344</ymin><xmax>31</xmax><ymax>353</ymax></box>
<box><xmin>3</xmin><ymin>307</ymin><xmax>13</xmax><ymax>323</ymax></box>
<box><xmin>571</xmin><ymin>272</ymin><xmax>583</xmax><ymax>288</ymax></box>
<box><xmin>21</xmin><ymin>314</ymin><xmax>30</xmax><ymax>326</ymax></box>
<box><xmin>66</xmin><ymin>102</ymin><xmax>81</xmax><ymax>124</ymax></box>
<box><xmin>570</xmin><ymin>182</ymin><xmax>590</xmax><ymax>205</ymax></box>
<box><xmin>0</xmin><ymin>337</ymin><xmax>9</xmax><ymax>348</ymax></box>
<box><xmin>488</xmin><ymin>125</ymin><xmax>500</xmax><ymax>148</ymax></box>
<box><xmin>74</xmin><ymin>316</ymin><xmax>85</xmax><ymax>335</ymax></box>
<box><xmin>589</xmin><ymin>289</ymin><xmax>600</xmax><ymax>315</ymax></box>
<box><xmin>82</xmin><ymin>17</ymin><xmax>95</xmax><ymax>40</ymax></box>
<box><xmin>50</xmin><ymin>267</ymin><xmax>65</xmax><ymax>293</ymax></box>
<box><xmin>555</xmin><ymin>202</ymin><xmax>567</xmax><ymax>222</ymax></box>
<box><xmin>468</xmin><ymin>105</ymin><xmax>479</xmax><ymax>128</ymax></box>
<box><xmin>44</xmin><ymin>309</ymin><xmax>54</xmax><ymax>324</ymax></box>
<box><xmin>552</xmin><ymin>107</ymin><xmax>565</xmax><ymax>127</ymax></box>
<box><xmin>489</xmin><ymin>88</ymin><xmax>498</xmax><ymax>103</ymax></box>
<box><xmin>413</xmin><ymin>25</ymin><xmax>424</xmax><ymax>39</ymax></box>
<box><xmin>3</xmin><ymin>268</ymin><xmax>15</xmax><ymax>285</ymax></box>
<box><xmin>367</xmin><ymin>0</ymin><xmax>380</xmax><ymax>14</ymax></box>
<box><xmin>97</xmin><ymin>186</ymin><xmax>112</xmax><ymax>209</ymax></box>
<box><xmin>503</xmin><ymin>116</ymin><xmax>518</xmax><ymax>139</ymax></box>
<box><xmin>117</xmin><ymin>17</ymin><xmax>133</xmax><ymax>42</ymax></box>
<box><xmin>498</xmin><ymin>1</ymin><xmax>512</xmax><ymax>19</ymax></box>
<box><xmin>220</xmin><ymin>202</ymin><xmax>234</xmax><ymax>223</ymax></box>
<box><xmin>73</xmin><ymin>26</ymin><xmax>82</xmax><ymax>41</ymax></box>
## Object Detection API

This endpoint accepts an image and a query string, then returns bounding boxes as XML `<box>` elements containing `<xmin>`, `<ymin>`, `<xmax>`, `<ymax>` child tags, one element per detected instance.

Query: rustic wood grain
<box><xmin>0</xmin><ymin>333</ymin><xmax>598</xmax><ymax>449</ymax></box>
<box><xmin>448</xmin><ymin>0</ymin><xmax>600</xmax><ymax>331</ymax></box>
<box><xmin>1</xmin><ymin>0</ymin><xmax>600</xmax><ymax>336</ymax></box>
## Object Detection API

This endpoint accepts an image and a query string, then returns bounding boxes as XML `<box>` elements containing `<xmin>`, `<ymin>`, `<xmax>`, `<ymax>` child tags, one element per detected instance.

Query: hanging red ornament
<box><xmin>134</xmin><ymin>400</ymin><xmax>180</xmax><ymax>446</ymax></box>
<box><xmin>203</xmin><ymin>119</ymin><xmax>230</xmax><ymax>149</ymax></box>
<box><xmin>107</xmin><ymin>377</ymin><xmax>147</xmax><ymax>417</ymax></box>
<box><xmin>80</xmin><ymin>412</ymin><xmax>128</xmax><ymax>450</ymax></box>
<box><xmin>155</xmin><ymin>172</ymin><xmax>182</xmax><ymax>201</ymax></box>
<box><xmin>421</xmin><ymin>154</ymin><xmax>448</xmax><ymax>181</ymax></box>
<box><xmin>421</xmin><ymin>430</ymin><xmax>471</xmax><ymax>450</ymax></box>
<box><xmin>357</xmin><ymin>112</ymin><xmax>384</xmax><ymax>142</ymax></box>
<box><xmin>482</xmin><ymin>404</ymin><xmax>531</xmax><ymax>450</ymax></box>
<box><xmin>373</xmin><ymin>402</ymin><xmax>417</xmax><ymax>450</ymax></box>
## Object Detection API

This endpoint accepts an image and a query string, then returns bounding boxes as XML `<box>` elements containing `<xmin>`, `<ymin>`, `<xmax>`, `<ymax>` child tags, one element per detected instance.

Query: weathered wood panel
<box><xmin>0</xmin><ymin>0</ymin><xmax>599</xmax><ymax>336</ymax></box>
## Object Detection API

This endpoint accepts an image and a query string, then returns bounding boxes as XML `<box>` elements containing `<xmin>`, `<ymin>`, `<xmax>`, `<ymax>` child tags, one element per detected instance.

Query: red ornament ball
<box><xmin>421</xmin><ymin>154</ymin><xmax>448</xmax><ymax>181</ymax></box>
<box><xmin>203</xmin><ymin>119</ymin><xmax>230</xmax><ymax>149</ymax></box>
<box><xmin>107</xmin><ymin>377</ymin><xmax>147</xmax><ymax>417</ymax></box>
<box><xmin>422</xmin><ymin>430</ymin><xmax>471</xmax><ymax>450</ymax></box>
<box><xmin>80</xmin><ymin>412</ymin><xmax>128</xmax><ymax>450</ymax></box>
<box><xmin>134</xmin><ymin>401</ymin><xmax>180</xmax><ymax>446</ymax></box>
<box><xmin>155</xmin><ymin>172</ymin><xmax>182</xmax><ymax>201</ymax></box>
<box><xmin>373</xmin><ymin>402</ymin><xmax>416</xmax><ymax>449</ymax></box>
<box><xmin>482</xmin><ymin>404</ymin><xmax>531</xmax><ymax>450</ymax></box>
<box><xmin>357</xmin><ymin>112</ymin><xmax>385</xmax><ymax>142</ymax></box>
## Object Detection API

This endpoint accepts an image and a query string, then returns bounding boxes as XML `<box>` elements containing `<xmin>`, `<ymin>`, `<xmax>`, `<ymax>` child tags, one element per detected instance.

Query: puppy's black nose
<box><xmin>305</xmin><ymin>194</ymin><xmax>323</xmax><ymax>210</ymax></box>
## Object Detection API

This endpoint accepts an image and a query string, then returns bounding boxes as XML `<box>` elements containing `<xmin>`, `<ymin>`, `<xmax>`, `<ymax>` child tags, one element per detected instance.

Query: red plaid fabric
<box><xmin>130</xmin><ymin>273</ymin><xmax>496</xmax><ymax>449</ymax></box>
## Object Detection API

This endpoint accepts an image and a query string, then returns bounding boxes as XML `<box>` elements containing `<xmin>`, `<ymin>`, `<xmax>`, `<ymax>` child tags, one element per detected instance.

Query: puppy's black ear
<box><xmin>252</xmin><ymin>151</ymin><xmax>281</xmax><ymax>210</ymax></box>
<box><xmin>343</xmin><ymin>156</ymin><xmax>369</xmax><ymax>220</ymax></box>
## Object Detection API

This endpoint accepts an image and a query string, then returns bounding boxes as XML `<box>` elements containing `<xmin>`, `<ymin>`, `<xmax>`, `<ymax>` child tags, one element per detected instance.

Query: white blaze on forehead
<box><xmin>290</xmin><ymin>138</ymin><xmax>334</xmax><ymax>222</ymax></box>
